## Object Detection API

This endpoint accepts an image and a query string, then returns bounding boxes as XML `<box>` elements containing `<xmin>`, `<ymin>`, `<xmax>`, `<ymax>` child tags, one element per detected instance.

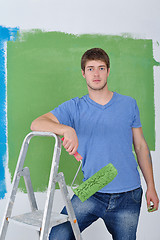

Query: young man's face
<box><xmin>82</xmin><ymin>60</ymin><xmax>110</xmax><ymax>91</ymax></box>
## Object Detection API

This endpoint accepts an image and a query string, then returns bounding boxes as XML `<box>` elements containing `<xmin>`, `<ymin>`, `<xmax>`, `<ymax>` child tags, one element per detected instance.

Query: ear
<box><xmin>81</xmin><ymin>69</ymin><xmax>85</xmax><ymax>79</ymax></box>
<box><xmin>107</xmin><ymin>68</ymin><xmax>110</xmax><ymax>77</ymax></box>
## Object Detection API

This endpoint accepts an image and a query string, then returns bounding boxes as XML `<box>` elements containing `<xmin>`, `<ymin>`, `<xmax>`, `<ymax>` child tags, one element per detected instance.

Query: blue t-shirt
<box><xmin>51</xmin><ymin>92</ymin><xmax>142</xmax><ymax>193</ymax></box>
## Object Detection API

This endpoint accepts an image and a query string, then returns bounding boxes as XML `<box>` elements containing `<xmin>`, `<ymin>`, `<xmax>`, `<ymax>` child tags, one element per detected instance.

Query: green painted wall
<box><xmin>7</xmin><ymin>31</ymin><xmax>158</xmax><ymax>192</ymax></box>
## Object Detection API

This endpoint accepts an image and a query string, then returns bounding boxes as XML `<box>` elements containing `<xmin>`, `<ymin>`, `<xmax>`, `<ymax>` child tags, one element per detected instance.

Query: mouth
<box><xmin>93</xmin><ymin>80</ymin><xmax>101</xmax><ymax>82</ymax></box>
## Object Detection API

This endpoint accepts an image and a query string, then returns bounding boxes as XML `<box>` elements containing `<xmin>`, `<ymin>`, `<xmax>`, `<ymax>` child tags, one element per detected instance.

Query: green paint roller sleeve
<box><xmin>73</xmin><ymin>163</ymin><xmax>118</xmax><ymax>202</ymax></box>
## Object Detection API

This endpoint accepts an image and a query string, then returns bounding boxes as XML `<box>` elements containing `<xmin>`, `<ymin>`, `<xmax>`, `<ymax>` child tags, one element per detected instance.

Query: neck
<box><xmin>88</xmin><ymin>87</ymin><xmax>113</xmax><ymax>106</ymax></box>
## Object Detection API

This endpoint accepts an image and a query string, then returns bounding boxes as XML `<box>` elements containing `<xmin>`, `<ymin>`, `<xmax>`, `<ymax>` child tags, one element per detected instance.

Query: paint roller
<box><xmin>61</xmin><ymin>138</ymin><xmax>118</xmax><ymax>202</ymax></box>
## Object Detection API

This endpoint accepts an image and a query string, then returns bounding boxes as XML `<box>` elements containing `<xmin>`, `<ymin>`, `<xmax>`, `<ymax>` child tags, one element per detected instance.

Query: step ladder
<box><xmin>0</xmin><ymin>131</ymin><xmax>83</xmax><ymax>240</ymax></box>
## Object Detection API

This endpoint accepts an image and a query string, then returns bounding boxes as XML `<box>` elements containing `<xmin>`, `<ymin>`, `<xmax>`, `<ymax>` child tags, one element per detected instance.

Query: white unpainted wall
<box><xmin>0</xmin><ymin>0</ymin><xmax>160</xmax><ymax>239</ymax></box>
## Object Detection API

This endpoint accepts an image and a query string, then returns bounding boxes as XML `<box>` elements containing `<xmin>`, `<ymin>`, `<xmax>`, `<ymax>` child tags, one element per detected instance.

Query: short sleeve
<box><xmin>50</xmin><ymin>99</ymin><xmax>77</xmax><ymax>128</ymax></box>
<box><xmin>131</xmin><ymin>100</ymin><xmax>142</xmax><ymax>128</ymax></box>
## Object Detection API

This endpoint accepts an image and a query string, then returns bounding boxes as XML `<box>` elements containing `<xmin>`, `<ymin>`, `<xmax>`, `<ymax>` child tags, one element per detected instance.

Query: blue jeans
<box><xmin>49</xmin><ymin>187</ymin><xmax>143</xmax><ymax>240</ymax></box>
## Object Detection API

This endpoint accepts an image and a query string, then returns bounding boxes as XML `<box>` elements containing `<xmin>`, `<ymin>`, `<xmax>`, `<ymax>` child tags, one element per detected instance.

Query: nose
<box><xmin>94</xmin><ymin>68</ymin><xmax>99</xmax><ymax>76</ymax></box>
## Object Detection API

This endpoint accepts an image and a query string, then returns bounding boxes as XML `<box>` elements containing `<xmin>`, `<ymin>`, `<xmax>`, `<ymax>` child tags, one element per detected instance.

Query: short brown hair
<box><xmin>81</xmin><ymin>48</ymin><xmax>110</xmax><ymax>72</ymax></box>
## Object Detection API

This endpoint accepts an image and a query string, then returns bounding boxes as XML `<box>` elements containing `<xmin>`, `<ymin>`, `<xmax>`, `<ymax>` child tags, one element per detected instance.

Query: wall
<box><xmin>0</xmin><ymin>0</ymin><xmax>160</xmax><ymax>239</ymax></box>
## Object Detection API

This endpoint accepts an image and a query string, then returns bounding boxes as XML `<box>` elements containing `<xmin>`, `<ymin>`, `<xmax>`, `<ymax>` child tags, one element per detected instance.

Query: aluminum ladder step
<box><xmin>8</xmin><ymin>210</ymin><xmax>69</xmax><ymax>231</ymax></box>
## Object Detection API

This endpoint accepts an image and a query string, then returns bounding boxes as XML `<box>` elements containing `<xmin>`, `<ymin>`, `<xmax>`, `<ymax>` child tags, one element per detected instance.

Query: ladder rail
<box><xmin>58</xmin><ymin>172</ymin><xmax>82</xmax><ymax>240</ymax></box>
<box><xmin>39</xmin><ymin>134</ymin><xmax>61</xmax><ymax>240</ymax></box>
<box><xmin>21</xmin><ymin>167</ymin><xmax>38</xmax><ymax>212</ymax></box>
<box><xmin>0</xmin><ymin>135</ymin><xmax>30</xmax><ymax>240</ymax></box>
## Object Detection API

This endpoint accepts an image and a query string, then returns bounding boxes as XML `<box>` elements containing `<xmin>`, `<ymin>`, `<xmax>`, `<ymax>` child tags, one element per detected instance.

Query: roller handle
<box><xmin>61</xmin><ymin>137</ymin><xmax>82</xmax><ymax>161</ymax></box>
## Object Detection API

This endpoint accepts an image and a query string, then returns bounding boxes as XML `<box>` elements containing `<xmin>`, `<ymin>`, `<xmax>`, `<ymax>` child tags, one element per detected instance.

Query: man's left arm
<box><xmin>132</xmin><ymin>127</ymin><xmax>159</xmax><ymax>212</ymax></box>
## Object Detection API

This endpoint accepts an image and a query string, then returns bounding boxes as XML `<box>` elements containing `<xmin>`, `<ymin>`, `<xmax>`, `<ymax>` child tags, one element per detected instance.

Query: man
<box><xmin>31</xmin><ymin>48</ymin><xmax>159</xmax><ymax>240</ymax></box>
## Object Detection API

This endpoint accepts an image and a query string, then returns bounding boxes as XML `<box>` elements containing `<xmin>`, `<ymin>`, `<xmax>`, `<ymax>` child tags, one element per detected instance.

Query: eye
<box><xmin>88</xmin><ymin>68</ymin><xmax>93</xmax><ymax>71</ymax></box>
<box><xmin>100</xmin><ymin>67</ymin><xmax>105</xmax><ymax>70</ymax></box>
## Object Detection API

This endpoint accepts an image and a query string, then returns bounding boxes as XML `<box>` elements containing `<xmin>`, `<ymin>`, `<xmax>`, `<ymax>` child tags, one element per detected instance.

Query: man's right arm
<box><xmin>30</xmin><ymin>112</ymin><xmax>78</xmax><ymax>155</ymax></box>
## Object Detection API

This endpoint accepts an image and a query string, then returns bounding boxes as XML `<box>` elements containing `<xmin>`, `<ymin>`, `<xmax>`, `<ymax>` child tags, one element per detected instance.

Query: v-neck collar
<box><xmin>85</xmin><ymin>92</ymin><xmax>117</xmax><ymax>110</ymax></box>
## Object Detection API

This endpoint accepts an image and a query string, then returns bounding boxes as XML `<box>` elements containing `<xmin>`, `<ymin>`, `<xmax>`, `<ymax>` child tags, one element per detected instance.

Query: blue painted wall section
<box><xmin>0</xmin><ymin>26</ymin><xmax>18</xmax><ymax>199</ymax></box>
